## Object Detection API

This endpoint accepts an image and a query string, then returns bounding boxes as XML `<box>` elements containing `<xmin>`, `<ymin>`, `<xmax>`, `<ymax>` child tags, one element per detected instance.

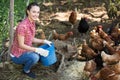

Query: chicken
<box><xmin>107</xmin><ymin>21</ymin><xmax>120</xmax><ymax>35</ymax></box>
<box><xmin>110</xmin><ymin>27</ymin><xmax>120</xmax><ymax>39</ymax></box>
<box><xmin>95</xmin><ymin>61</ymin><xmax>120</xmax><ymax>80</ymax></box>
<box><xmin>71</xmin><ymin>44</ymin><xmax>87</xmax><ymax>61</ymax></box>
<box><xmin>84</xmin><ymin>60</ymin><xmax>96</xmax><ymax>77</ymax></box>
<box><xmin>94</xmin><ymin>66</ymin><xmax>120</xmax><ymax>80</ymax></box>
<box><xmin>115</xmin><ymin>45</ymin><xmax>120</xmax><ymax>51</ymax></box>
<box><xmin>52</xmin><ymin>30</ymin><xmax>73</xmax><ymax>41</ymax></box>
<box><xmin>110</xmin><ymin>61</ymin><xmax>120</xmax><ymax>74</ymax></box>
<box><xmin>110</xmin><ymin>27</ymin><xmax>120</xmax><ymax>45</ymax></box>
<box><xmin>101</xmin><ymin>51</ymin><xmax>120</xmax><ymax>65</ymax></box>
<box><xmin>69</xmin><ymin>11</ymin><xmax>77</xmax><ymax>29</ymax></box>
<box><xmin>97</xmin><ymin>25</ymin><xmax>114</xmax><ymax>45</ymax></box>
<box><xmin>103</xmin><ymin>40</ymin><xmax>116</xmax><ymax>55</ymax></box>
<box><xmin>77</xmin><ymin>17</ymin><xmax>89</xmax><ymax>36</ymax></box>
<box><xmin>36</xmin><ymin>29</ymin><xmax>46</xmax><ymax>46</ymax></box>
<box><xmin>77</xmin><ymin>44</ymin><xmax>82</xmax><ymax>55</ymax></box>
<box><xmin>36</xmin><ymin>29</ymin><xmax>46</xmax><ymax>39</ymax></box>
<box><xmin>80</xmin><ymin>39</ymin><xmax>97</xmax><ymax>59</ymax></box>
<box><xmin>89</xmin><ymin>29</ymin><xmax>105</xmax><ymax>70</ymax></box>
<box><xmin>89</xmin><ymin>29</ymin><xmax>104</xmax><ymax>51</ymax></box>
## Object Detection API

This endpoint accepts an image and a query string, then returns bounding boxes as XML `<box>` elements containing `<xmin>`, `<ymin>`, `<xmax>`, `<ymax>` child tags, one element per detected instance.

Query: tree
<box><xmin>8</xmin><ymin>0</ymin><xmax>14</xmax><ymax>60</ymax></box>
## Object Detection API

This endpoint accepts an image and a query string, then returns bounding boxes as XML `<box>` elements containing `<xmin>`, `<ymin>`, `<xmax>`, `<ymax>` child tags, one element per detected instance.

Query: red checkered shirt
<box><xmin>11</xmin><ymin>18</ymin><xmax>36</xmax><ymax>57</ymax></box>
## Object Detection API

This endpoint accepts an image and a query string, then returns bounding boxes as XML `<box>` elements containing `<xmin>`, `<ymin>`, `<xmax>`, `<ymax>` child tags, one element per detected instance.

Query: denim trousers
<box><xmin>11</xmin><ymin>52</ymin><xmax>40</xmax><ymax>72</ymax></box>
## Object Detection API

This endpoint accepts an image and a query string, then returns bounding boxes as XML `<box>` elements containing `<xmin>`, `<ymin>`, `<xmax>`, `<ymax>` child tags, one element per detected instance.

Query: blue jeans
<box><xmin>11</xmin><ymin>52</ymin><xmax>40</xmax><ymax>72</ymax></box>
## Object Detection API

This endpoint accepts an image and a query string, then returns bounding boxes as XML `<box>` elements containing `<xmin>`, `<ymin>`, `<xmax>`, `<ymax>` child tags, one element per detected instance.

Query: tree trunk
<box><xmin>8</xmin><ymin>0</ymin><xmax>14</xmax><ymax>60</ymax></box>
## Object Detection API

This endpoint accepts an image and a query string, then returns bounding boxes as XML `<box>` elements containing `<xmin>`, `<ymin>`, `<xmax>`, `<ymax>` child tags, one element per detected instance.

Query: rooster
<box><xmin>69</xmin><ymin>11</ymin><xmax>77</xmax><ymax>29</ymax></box>
<box><xmin>77</xmin><ymin>17</ymin><xmax>90</xmax><ymax>37</ymax></box>
<box><xmin>52</xmin><ymin>30</ymin><xmax>73</xmax><ymax>41</ymax></box>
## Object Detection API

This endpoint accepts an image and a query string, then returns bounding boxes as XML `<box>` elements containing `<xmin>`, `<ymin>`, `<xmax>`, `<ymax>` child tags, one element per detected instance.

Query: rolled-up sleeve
<box><xmin>17</xmin><ymin>24</ymin><xmax>26</xmax><ymax>36</ymax></box>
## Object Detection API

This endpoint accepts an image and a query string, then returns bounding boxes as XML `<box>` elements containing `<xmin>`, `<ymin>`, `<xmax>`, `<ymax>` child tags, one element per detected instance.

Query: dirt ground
<box><xmin>0</xmin><ymin>0</ymin><xmax>118</xmax><ymax>80</ymax></box>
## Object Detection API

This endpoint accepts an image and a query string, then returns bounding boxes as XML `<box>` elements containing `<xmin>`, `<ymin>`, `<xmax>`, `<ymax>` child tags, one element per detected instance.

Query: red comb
<box><xmin>98</xmin><ymin>25</ymin><xmax>103</xmax><ymax>28</ymax></box>
<box><xmin>68</xmin><ymin>31</ymin><xmax>73</xmax><ymax>35</ymax></box>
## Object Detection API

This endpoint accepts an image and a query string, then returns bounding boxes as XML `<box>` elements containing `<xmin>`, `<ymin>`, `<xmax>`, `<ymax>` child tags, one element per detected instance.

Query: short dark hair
<box><xmin>26</xmin><ymin>2</ymin><xmax>39</xmax><ymax>16</ymax></box>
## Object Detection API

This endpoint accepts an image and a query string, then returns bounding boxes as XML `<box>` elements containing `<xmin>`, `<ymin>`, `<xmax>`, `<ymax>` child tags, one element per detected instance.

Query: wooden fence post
<box><xmin>8</xmin><ymin>0</ymin><xmax>14</xmax><ymax>61</ymax></box>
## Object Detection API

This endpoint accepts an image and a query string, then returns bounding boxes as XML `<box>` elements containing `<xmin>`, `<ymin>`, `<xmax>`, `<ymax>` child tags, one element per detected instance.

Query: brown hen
<box><xmin>69</xmin><ymin>11</ymin><xmax>77</xmax><ymax>29</ymax></box>
<box><xmin>101</xmin><ymin>51</ymin><xmax>120</xmax><ymax>64</ymax></box>
<box><xmin>97</xmin><ymin>25</ymin><xmax>114</xmax><ymax>45</ymax></box>
<box><xmin>89</xmin><ymin>29</ymin><xmax>104</xmax><ymax>51</ymax></box>
<box><xmin>52</xmin><ymin>30</ymin><xmax>73</xmax><ymax>41</ymax></box>
<box><xmin>110</xmin><ymin>27</ymin><xmax>120</xmax><ymax>45</ymax></box>
<box><xmin>95</xmin><ymin>66</ymin><xmax>120</xmax><ymax>80</ymax></box>
<box><xmin>110</xmin><ymin>61</ymin><xmax>120</xmax><ymax>74</ymax></box>
<box><xmin>37</xmin><ymin>29</ymin><xmax>46</xmax><ymax>39</ymax></box>
<box><xmin>103</xmin><ymin>40</ymin><xmax>116</xmax><ymax>55</ymax></box>
<box><xmin>36</xmin><ymin>29</ymin><xmax>46</xmax><ymax>46</ymax></box>
<box><xmin>81</xmin><ymin>39</ymin><xmax>97</xmax><ymax>59</ymax></box>
<box><xmin>110</xmin><ymin>27</ymin><xmax>120</xmax><ymax>39</ymax></box>
<box><xmin>84</xmin><ymin>60</ymin><xmax>96</xmax><ymax>76</ymax></box>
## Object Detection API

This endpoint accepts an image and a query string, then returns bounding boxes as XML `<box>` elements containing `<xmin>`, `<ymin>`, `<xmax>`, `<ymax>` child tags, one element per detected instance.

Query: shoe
<box><xmin>23</xmin><ymin>70</ymin><xmax>36</xmax><ymax>78</ymax></box>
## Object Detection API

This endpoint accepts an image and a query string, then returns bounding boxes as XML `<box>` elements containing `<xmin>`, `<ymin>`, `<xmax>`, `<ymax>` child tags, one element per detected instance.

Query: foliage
<box><xmin>104</xmin><ymin>0</ymin><xmax>120</xmax><ymax>19</ymax></box>
<box><xmin>0</xmin><ymin>0</ymin><xmax>10</xmax><ymax>52</ymax></box>
<box><xmin>14</xmin><ymin>0</ymin><xmax>36</xmax><ymax>25</ymax></box>
<box><xmin>0</xmin><ymin>0</ymin><xmax>37</xmax><ymax>53</ymax></box>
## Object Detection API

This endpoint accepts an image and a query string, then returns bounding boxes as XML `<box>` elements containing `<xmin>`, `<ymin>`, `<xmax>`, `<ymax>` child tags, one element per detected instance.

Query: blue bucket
<box><xmin>39</xmin><ymin>43</ymin><xmax>57</xmax><ymax>66</ymax></box>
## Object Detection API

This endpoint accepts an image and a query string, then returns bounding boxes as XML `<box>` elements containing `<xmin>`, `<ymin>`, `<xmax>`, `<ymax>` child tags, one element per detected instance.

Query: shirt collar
<box><xmin>26</xmin><ymin>17</ymin><xmax>35</xmax><ymax>26</ymax></box>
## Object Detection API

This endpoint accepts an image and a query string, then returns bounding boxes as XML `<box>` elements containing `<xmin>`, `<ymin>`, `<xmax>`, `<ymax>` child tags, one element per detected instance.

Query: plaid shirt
<box><xmin>11</xmin><ymin>18</ymin><xmax>35</xmax><ymax>57</ymax></box>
